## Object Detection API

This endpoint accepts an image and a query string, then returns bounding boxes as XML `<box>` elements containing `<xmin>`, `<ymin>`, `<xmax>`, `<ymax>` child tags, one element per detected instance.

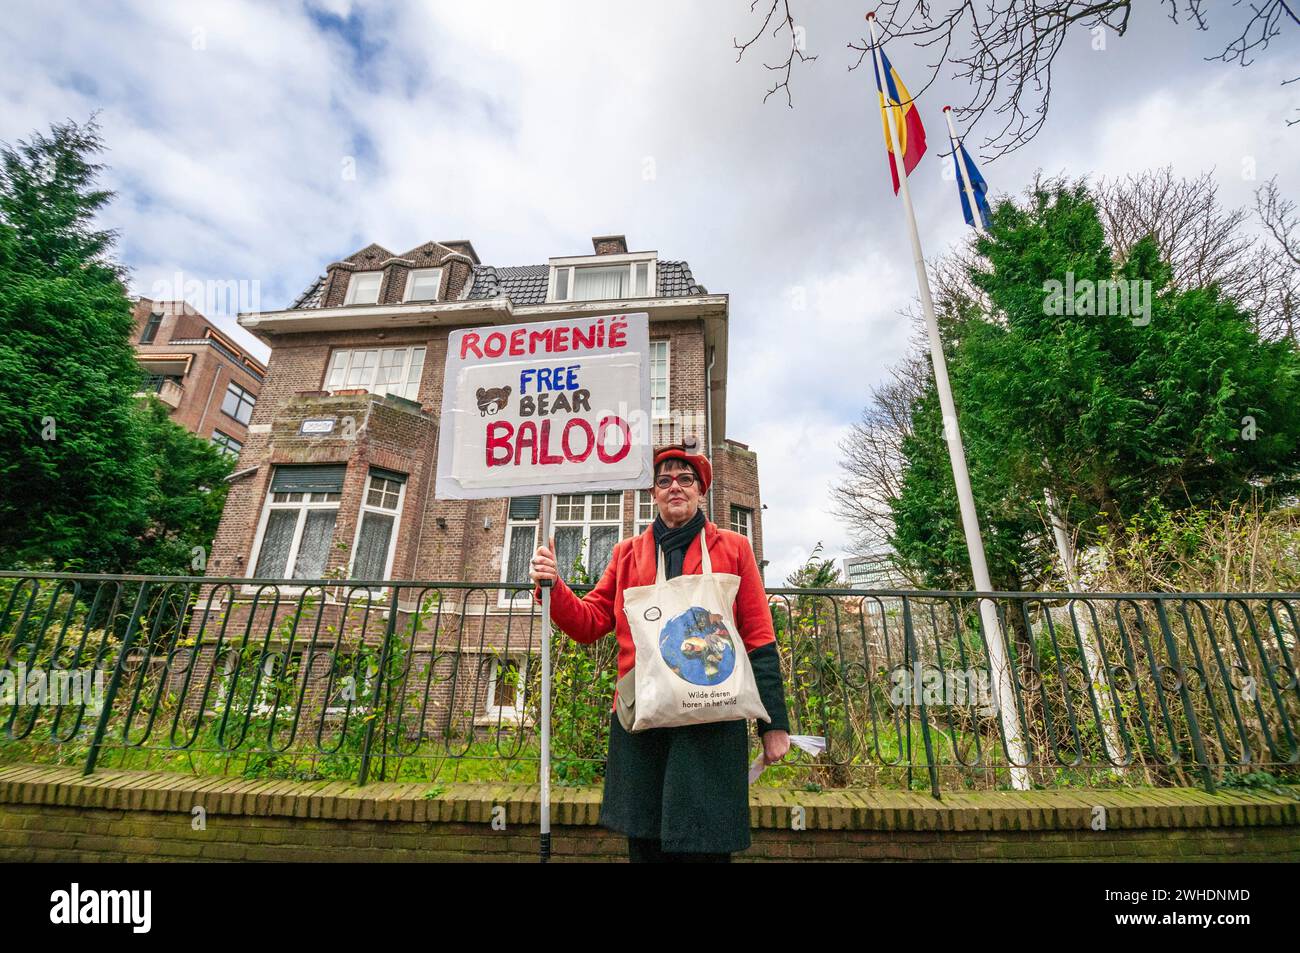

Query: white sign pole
<box><xmin>867</xmin><ymin>13</ymin><xmax>1030</xmax><ymax>790</ymax></box>
<box><xmin>538</xmin><ymin>493</ymin><xmax>552</xmax><ymax>862</ymax></box>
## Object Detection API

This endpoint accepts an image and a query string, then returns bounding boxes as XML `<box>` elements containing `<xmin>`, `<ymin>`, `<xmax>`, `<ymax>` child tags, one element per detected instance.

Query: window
<box><xmin>324</xmin><ymin>346</ymin><xmax>426</xmax><ymax>402</ymax></box>
<box><xmin>403</xmin><ymin>268</ymin><xmax>442</xmax><ymax>302</ymax></box>
<box><xmin>210</xmin><ymin>649</ymin><xmax>300</xmax><ymax>717</ymax></box>
<box><xmin>350</xmin><ymin>469</ymin><xmax>406</xmax><ymax>583</ymax></box>
<box><xmin>574</xmin><ymin>266</ymin><xmax>629</xmax><ymax>300</ymax></box>
<box><xmin>730</xmin><ymin>505</ymin><xmax>753</xmax><ymax>541</ymax></box>
<box><xmin>344</xmin><ymin>270</ymin><xmax>383</xmax><ymax>305</ymax></box>
<box><xmin>650</xmin><ymin>340</ymin><xmax>669</xmax><ymax>419</ymax></box>
<box><xmin>140</xmin><ymin>311</ymin><xmax>163</xmax><ymax>344</ymax></box>
<box><xmin>221</xmin><ymin>381</ymin><xmax>256</xmax><ymax>425</ymax></box>
<box><xmin>500</xmin><ymin>496</ymin><xmax>540</xmax><ymax>606</ymax></box>
<box><xmin>552</xmin><ymin>493</ymin><xmax>621</xmax><ymax>584</ymax></box>
<box><xmin>250</xmin><ymin>466</ymin><xmax>345</xmax><ymax>580</ymax></box>
<box><xmin>636</xmin><ymin>490</ymin><xmax>655</xmax><ymax>535</ymax></box>
<box><xmin>486</xmin><ymin>656</ymin><xmax>525</xmax><ymax>720</ymax></box>
<box><xmin>549</xmin><ymin>259</ymin><xmax>656</xmax><ymax>302</ymax></box>
<box><xmin>497</xmin><ymin>493</ymin><xmax>621</xmax><ymax>605</ymax></box>
<box><xmin>211</xmin><ymin>430</ymin><xmax>243</xmax><ymax>458</ymax></box>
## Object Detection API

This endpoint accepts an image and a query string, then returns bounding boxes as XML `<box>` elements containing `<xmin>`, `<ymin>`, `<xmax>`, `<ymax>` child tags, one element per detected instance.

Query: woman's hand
<box><xmin>528</xmin><ymin>536</ymin><xmax>558</xmax><ymax>586</ymax></box>
<box><xmin>762</xmin><ymin>728</ymin><xmax>790</xmax><ymax>765</ymax></box>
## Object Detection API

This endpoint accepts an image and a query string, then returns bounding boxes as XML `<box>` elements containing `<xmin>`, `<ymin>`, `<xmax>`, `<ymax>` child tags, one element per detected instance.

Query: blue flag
<box><xmin>952</xmin><ymin>141</ymin><xmax>991</xmax><ymax>229</ymax></box>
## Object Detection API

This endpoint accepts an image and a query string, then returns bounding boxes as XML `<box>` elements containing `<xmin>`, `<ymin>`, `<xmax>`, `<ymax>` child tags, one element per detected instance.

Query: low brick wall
<box><xmin>1</xmin><ymin>764</ymin><xmax>1297</xmax><ymax>862</ymax></box>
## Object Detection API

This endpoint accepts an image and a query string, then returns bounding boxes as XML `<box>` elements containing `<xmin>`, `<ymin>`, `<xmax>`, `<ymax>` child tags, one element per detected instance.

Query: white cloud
<box><xmin>2</xmin><ymin>0</ymin><xmax>1295</xmax><ymax>587</ymax></box>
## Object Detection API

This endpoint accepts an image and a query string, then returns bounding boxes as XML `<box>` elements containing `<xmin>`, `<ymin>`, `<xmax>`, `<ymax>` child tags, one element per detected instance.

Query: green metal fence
<box><xmin>1</xmin><ymin>571</ymin><xmax>1296</xmax><ymax>797</ymax></box>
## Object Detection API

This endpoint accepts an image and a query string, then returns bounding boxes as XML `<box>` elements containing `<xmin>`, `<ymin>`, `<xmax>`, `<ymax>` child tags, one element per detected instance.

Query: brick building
<box><xmin>195</xmin><ymin>235</ymin><xmax>764</xmax><ymax>738</ymax></box>
<box><xmin>131</xmin><ymin>297</ymin><xmax>267</xmax><ymax>458</ymax></box>
<box><xmin>209</xmin><ymin>234</ymin><xmax>764</xmax><ymax>583</ymax></box>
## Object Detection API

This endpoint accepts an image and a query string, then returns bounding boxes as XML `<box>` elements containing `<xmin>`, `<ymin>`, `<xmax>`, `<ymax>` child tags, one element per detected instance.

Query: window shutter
<box><xmin>508</xmin><ymin>495</ymin><xmax>540</xmax><ymax>520</ymax></box>
<box><xmin>271</xmin><ymin>464</ymin><xmax>347</xmax><ymax>494</ymax></box>
<box><xmin>368</xmin><ymin>467</ymin><xmax>408</xmax><ymax>485</ymax></box>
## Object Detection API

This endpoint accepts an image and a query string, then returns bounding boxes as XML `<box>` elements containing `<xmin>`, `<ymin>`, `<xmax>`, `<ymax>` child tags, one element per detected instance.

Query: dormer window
<box><xmin>344</xmin><ymin>270</ymin><xmax>382</xmax><ymax>305</ymax></box>
<box><xmin>549</xmin><ymin>258</ymin><xmax>655</xmax><ymax>302</ymax></box>
<box><xmin>139</xmin><ymin>311</ymin><xmax>164</xmax><ymax>344</ymax></box>
<box><xmin>403</xmin><ymin>267</ymin><xmax>442</xmax><ymax>302</ymax></box>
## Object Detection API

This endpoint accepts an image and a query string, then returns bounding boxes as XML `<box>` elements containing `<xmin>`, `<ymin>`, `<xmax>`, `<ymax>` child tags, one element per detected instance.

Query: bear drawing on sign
<box><xmin>476</xmin><ymin>386</ymin><xmax>511</xmax><ymax>417</ymax></box>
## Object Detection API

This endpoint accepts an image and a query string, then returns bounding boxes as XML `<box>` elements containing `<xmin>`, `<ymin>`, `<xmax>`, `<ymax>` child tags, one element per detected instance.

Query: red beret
<box><xmin>653</xmin><ymin>445</ymin><xmax>712</xmax><ymax>495</ymax></box>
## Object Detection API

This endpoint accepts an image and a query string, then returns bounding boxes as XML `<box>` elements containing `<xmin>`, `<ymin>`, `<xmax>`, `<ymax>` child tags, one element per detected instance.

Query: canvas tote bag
<box><xmin>616</xmin><ymin>529</ymin><xmax>770</xmax><ymax>732</ymax></box>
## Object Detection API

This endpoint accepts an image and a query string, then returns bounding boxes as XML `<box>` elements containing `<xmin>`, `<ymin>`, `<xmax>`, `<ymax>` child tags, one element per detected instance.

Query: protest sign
<box><xmin>435</xmin><ymin>312</ymin><xmax>653</xmax><ymax>499</ymax></box>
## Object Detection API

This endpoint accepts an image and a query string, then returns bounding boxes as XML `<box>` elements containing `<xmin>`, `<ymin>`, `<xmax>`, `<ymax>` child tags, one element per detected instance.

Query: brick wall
<box><xmin>320</xmin><ymin>242</ymin><xmax>473</xmax><ymax>309</ymax></box>
<box><xmin>131</xmin><ymin>297</ymin><xmax>264</xmax><ymax>445</ymax></box>
<box><xmin>210</xmin><ymin>317</ymin><xmax>721</xmax><ymax>586</ymax></box>
<box><xmin>712</xmin><ymin>438</ymin><xmax>764</xmax><ymax>568</ymax></box>
<box><xmin>2</xmin><ymin>765</ymin><xmax>1297</xmax><ymax>863</ymax></box>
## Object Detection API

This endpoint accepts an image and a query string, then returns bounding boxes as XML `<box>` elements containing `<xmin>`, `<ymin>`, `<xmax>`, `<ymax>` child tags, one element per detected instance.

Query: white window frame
<box><xmin>636</xmin><ymin>490</ymin><xmax>655</xmax><ymax>536</ymax></box>
<box><xmin>485</xmin><ymin>654</ymin><xmax>525</xmax><ymax>722</ymax></box>
<box><xmin>403</xmin><ymin>267</ymin><xmax>443</xmax><ymax>302</ymax></box>
<box><xmin>324</xmin><ymin>346</ymin><xmax>426</xmax><ymax>401</ymax></box>
<box><xmin>246</xmin><ymin>488</ymin><xmax>342</xmax><ymax>592</ymax></box>
<box><xmin>650</xmin><ymin>339</ymin><xmax>669</xmax><ymax>420</ymax></box>
<box><xmin>730</xmin><ymin>505</ymin><xmax>754</xmax><ymax>542</ymax></box>
<box><xmin>211</xmin><ymin>647</ymin><xmax>305</xmax><ymax>712</ymax></box>
<box><xmin>499</xmin><ymin>508</ymin><xmax>540</xmax><ymax>609</ymax></box>
<box><xmin>343</xmin><ymin>270</ymin><xmax>383</xmax><ymax>305</ymax></box>
<box><xmin>348</xmin><ymin>471</ymin><xmax>407</xmax><ymax>589</ymax></box>
<box><xmin>496</xmin><ymin>493</ymin><xmax>622</xmax><ymax>608</ymax></box>
<box><xmin>550</xmin><ymin>492</ymin><xmax>622</xmax><ymax>581</ymax></box>
<box><xmin>547</xmin><ymin>255</ymin><xmax>657</xmax><ymax>303</ymax></box>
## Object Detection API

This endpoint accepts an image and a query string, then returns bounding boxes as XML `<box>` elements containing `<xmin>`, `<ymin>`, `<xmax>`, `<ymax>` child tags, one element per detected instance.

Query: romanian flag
<box><xmin>870</xmin><ymin>45</ymin><xmax>927</xmax><ymax>193</ymax></box>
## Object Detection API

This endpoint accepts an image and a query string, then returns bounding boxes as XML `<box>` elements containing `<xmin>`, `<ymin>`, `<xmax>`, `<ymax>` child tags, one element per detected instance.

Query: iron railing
<box><xmin>1</xmin><ymin>571</ymin><xmax>1296</xmax><ymax>797</ymax></box>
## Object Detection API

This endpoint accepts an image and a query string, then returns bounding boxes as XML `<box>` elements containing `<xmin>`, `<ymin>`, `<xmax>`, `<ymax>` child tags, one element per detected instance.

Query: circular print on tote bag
<box><xmin>658</xmin><ymin>606</ymin><xmax>737</xmax><ymax>685</ymax></box>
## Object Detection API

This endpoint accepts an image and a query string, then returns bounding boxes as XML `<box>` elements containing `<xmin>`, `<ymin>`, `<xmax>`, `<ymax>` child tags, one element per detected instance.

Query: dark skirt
<box><xmin>598</xmin><ymin>708</ymin><xmax>752</xmax><ymax>854</ymax></box>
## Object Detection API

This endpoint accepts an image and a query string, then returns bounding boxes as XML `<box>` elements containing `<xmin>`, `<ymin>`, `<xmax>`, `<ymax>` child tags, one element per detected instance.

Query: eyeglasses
<box><xmin>654</xmin><ymin>473</ymin><xmax>698</xmax><ymax>489</ymax></box>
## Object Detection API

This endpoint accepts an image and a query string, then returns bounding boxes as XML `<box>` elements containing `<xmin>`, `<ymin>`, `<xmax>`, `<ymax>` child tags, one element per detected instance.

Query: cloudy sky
<box><xmin>2</xmin><ymin>1</ymin><xmax>1295</xmax><ymax>583</ymax></box>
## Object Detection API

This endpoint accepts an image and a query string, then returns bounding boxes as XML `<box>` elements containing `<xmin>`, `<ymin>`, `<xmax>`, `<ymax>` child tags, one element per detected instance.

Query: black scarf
<box><xmin>651</xmin><ymin>508</ymin><xmax>707</xmax><ymax>580</ymax></box>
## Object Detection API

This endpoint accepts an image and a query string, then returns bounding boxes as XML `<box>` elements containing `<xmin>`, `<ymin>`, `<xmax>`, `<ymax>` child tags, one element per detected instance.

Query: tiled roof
<box><xmin>466</xmin><ymin>260</ymin><xmax>707</xmax><ymax>304</ymax></box>
<box><xmin>288</xmin><ymin>259</ymin><xmax>707</xmax><ymax>310</ymax></box>
<box><xmin>467</xmin><ymin>264</ymin><xmax>549</xmax><ymax>304</ymax></box>
<box><xmin>291</xmin><ymin>275</ymin><xmax>327</xmax><ymax>309</ymax></box>
<box><xmin>657</xmin><ymin>260</ymin><xmax>705</xmax><ymax>297</ymax></box>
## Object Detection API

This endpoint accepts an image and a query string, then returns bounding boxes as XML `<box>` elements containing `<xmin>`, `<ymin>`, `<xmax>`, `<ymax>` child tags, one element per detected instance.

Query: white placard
<box><xmin>435</xmin><ymin>312</ymin><xmax>653</xmax><ymax>499</ymax></box>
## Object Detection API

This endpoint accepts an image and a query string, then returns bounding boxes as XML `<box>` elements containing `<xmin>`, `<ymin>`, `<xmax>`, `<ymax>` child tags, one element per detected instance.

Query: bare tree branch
<box><xmin>1254</xmin><ymin>175</ymin><xmax>1300</xmax><ymax>339</ymax></box>
<box><xmin>733</xmin><ymin>0</ymin><xmax>817</xmax><ymax>107</ymax></box>
<box><xmin>1210</xmin><ymin>0</ymin><xmax>1297</xmax><ymax>68</ymax></box>
<box><xmin>738</xmin><ymin>1</ymin><xmax>1297</xmax><ymax>154</ymax></box>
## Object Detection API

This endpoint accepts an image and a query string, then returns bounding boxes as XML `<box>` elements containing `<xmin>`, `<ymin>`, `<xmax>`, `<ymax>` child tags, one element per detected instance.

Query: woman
<box><xmin>529</xmin><ymin>444</ymin><xmax>790</xmax><ymax>862</ymax></box>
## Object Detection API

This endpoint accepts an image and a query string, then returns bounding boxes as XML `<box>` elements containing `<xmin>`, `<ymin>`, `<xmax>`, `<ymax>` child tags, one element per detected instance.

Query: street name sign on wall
<box><xmin>435</xmin><ymin>312</ymin><xmax>653</xmax><ymax>499</ymax></box>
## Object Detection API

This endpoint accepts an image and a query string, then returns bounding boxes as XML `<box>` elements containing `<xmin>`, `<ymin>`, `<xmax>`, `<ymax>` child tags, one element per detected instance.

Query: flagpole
<box><xmin>538</xmin><ymin>493</ymin><xmax>553</xmax><ymax>861</ymax></box>
<box><xmin>866</xmin><ymin>13</ymin><xmax>1030</xmax><ymax>790</ymax></box>
<box><xmin>944</xmin><ymin>104</ymin><xmax>1123</xmax><ymax>769</ymax></box>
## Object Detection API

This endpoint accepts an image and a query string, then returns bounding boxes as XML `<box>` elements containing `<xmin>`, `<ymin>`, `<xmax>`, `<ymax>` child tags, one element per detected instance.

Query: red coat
<box><xmin>533</xmin><ymin>518</ymin><xmax>776</xmax><ymax>710</ymax></box>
